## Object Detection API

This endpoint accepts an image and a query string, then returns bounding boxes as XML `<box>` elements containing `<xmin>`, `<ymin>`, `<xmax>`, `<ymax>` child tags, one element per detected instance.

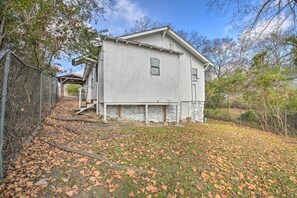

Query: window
<box><xmin>192</xmin><ymin>68</ymin><xmax>198</xmax><ymax>81</ymax></box>
<box><xmin>150</xmin><ymin>58</ymin><xmax>160</xmax><ymax>76</ymax></box>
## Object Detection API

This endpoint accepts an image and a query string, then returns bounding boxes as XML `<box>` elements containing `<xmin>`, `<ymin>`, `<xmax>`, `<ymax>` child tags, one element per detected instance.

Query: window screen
<box><xmin>192</xmin><ymin>68</ymin><xmax>198</xmax><ymax>80</ymax></box>
<box><xmin>150</xmin><ymin>58</ymin><xmax>160</xmax><ymax>76</ymax></box>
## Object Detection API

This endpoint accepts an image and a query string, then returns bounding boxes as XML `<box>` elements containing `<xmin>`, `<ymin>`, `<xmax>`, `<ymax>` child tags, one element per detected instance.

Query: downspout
<box><xmin>190</xmin><ymin>57</ymin><xmax>195</xmax><ymax>120</ymax></box>
<box><xmin>178</xmin><ymin>55</ymin><xmax>181</xmax><ymax>123</ymax></box>
<box><xmin>102</xmin><ymin>41</ymin><xmax>106</xmax><ymax>122</ymax></box>
<box><xmin>96</xmin><ymin>44</ymin><xmax>103</xmax><ymax>115</ymax></box>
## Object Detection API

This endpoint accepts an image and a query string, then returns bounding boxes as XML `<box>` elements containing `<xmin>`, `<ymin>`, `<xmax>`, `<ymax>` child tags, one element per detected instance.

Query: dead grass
<box><xmin>1</xmin><ymin>99</ymin><xmax>297</xmax><ymax>197</ymax></box>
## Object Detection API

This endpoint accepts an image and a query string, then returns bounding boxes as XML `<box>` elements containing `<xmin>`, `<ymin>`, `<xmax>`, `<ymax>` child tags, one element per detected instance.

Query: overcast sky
<box><xmin>59</xmin><ymin>0</ymin><xmax>234</xmax><ymax>76</ymax></box>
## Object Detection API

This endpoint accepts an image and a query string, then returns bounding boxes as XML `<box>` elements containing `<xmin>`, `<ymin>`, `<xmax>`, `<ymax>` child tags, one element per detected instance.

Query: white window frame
<box><xmin>192</xmin><ymin>68</ymin><xmax>198</xmax><ymax>81</ymax></box>
<box><xmin>150</xmin><ymin>58</ymin><xmax>160</xmax><ymax>76</ymax></box>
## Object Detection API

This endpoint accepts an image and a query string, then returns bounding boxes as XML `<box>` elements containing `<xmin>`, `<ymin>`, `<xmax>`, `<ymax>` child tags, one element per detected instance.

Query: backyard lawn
<box><xmin>1</xmin><ymin>99</ymin><xmax>297</xmax><ymax>197</ymax></box>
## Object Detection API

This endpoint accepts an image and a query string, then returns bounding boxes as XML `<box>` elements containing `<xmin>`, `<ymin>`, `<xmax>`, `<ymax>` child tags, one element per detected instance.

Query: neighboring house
<box><xmin>72</xmin><ymin>26</ymin><xmax>213</xmax><ymax>123</ymax></box>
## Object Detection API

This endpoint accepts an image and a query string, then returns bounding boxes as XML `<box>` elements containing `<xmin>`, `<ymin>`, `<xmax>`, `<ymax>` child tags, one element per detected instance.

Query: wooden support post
<box><xmin>145</xmin><ymin>104</ymin><xmax>148</xmax><ymax>125</ymax></box>
<box><xmin>103</xmin><ymin>103</ymin><xmax>107</xmax><ymax>123</ymax></box>
<box><xmin>96</xmin><ymin>83</ymin><xmax>99</xmax><ymax>115</ymax></box>
<box><xmin>163</xmin><ymin>105</ymin><xmax>167</xmax><ymax>122</ymax></box>
<box><xmin>118</xmin><ymin>105</ymin><xmax>122</xmax><ymax>118</ymax></box>
<box><xmin>61</xmin><ymin>82</ymin><xmax>64</xmax><ymax>98</ymax></box>
<box><xmin>78</xmin><ymin>88</ymin><xmax>82</xmax><ymax>109</ymax></box>
<box><xmin>176</xmin><ymin>104</ymin><xmax>179</xmax><ymax>124</ymax></box>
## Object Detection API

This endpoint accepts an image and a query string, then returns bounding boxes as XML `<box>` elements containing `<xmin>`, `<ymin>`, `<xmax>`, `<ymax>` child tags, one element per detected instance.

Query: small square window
<box><xmin>151</xmin><ymin>66</ymin><xmax>160</xmax><ymax>75</ymax></box>
<box><xmin>192</xmin><ymin>68</ymin><xmax>198</xmax><ymax>81</ymax></box>
<box><xmin>150</xmin><ymin>58</ymin><xmax>160</xmax><ymax>76</ymax></box>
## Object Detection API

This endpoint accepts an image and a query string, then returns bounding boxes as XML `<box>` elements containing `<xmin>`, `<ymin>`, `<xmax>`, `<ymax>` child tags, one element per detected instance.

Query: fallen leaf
<box><xmin>66</xmin><ymin>190</ymin><xmax>74</xmax><ymax>196</ymax></box>
<box><xmin>125</xmin><ymin>169</ymin><xmax>136</xmax><ymax>178</ymax></box>
<box><xmin>129</xmin><ymin>191</ymin><xmax>135</xmax><ymax>197</ymax></box>
<box><xmin>239</xmin><ymin>173</ymin><xmax>244</xmax><ymax>180</ymax></box>
<box><xmin>179</xmin><ymin>189</ymin><xmax>184</xmax><ymax>195</ymax></box>
<box><xmin>161</xmin><ymin>185</ymin><xmax>168</xmax><ymax>191</ymax></box>
<box><xmin>146</xmin><ymin>185</ymin><xmax>158</xmax><ymax>193</ymax></box>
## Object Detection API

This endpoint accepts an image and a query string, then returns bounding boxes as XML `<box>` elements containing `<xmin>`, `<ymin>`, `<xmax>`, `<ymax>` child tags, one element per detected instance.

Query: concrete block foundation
<box><xmin>99</xmin><ymin>102</ymin><xmax>204</xmax><ymax>123</ymax></box>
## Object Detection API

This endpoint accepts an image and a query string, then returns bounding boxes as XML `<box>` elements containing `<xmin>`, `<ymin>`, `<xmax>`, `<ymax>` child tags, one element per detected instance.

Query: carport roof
<box><xmin>56</xmin><ymin>74</ymin><xmax>84</xmax><ymax>85</ymax></box>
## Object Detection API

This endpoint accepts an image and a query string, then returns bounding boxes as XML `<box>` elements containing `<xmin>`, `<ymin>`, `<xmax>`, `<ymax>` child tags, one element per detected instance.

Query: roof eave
<box><xmin>103</xmin><ymin>36</ymin><xmax>183</xmax><ymax>56</ymax></box>
<box><xmin>167</xmin><ymin>30</ymin><xmax>214</xmax><ymax>66</ymax></box>
<box><xmin>120</xmin><ymin>26</ymin><xmax>169</xmax><ymax>40</ymax></box>
<box><xmin>119</xmin><ymin>26</ymin><xmax>214</xmax><ymax>66</ymax></box>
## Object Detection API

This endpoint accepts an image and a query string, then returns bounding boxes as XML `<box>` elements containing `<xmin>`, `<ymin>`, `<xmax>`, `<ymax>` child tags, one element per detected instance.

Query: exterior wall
<box><xmin>128</xmin><ymin>32</ymin><xmax>206</xmax><ymax>120</ymax></box>
<box><xmin>98</xmin><ymin>49</ymin><xmax>104</xmax><ymax>102</ymax></box>
<box><xmin>102</xmin><ymin>40</ymin><xmax>180</xmax><ymax>103</ymax></box>
<box><xmin>192</xmin><ymin>101</ymin><xmax>204</xmax><ymax>122</ymax></box>
<box><xmin>93</xmin><ymin>32</ymin><xmax>206</xmax><ymax>123</ymax></box>
<box><xmin>85</xmin><ymin>70</ymin><xmax>93</xmax><ymax>102</ymax></box>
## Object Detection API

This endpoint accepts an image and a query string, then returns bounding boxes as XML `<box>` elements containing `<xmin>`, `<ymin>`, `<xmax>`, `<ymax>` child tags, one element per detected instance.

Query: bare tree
<box><xmin>177</xmin><ymin>30</ymin><xmax>209</xmax><ymax>53</ymax></box>
<box><xmin>208</xmin><ymin>0</ymin><xmax>297</xmax><ymax>36</ymax></box>
<box><xmin>127</xmin><ymin>16</ymin><xmax>172</xmax><ymax>34</ymax></box>
<box><xmin>203</xmin><ymin>37</ymin><xmax>241</xmax><ymax>78</ymax></box>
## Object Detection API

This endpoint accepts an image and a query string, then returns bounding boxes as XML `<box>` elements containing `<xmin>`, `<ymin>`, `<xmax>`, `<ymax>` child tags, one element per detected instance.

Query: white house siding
<box><xmin>98</xmin><ymin>48</ymin><xmax>104</xmax><ymax>102</ymax></box>
<box><xmin>85</xmin><ymin>71</ymin><xmax>93</xmax><ymax>102</ymax></box>
<box><xmin>96</xmin><ymin>39</ymin><xmax>181</xmax><ymax>122</ymax></box>
<box><xmin>127</xmin><ymin>32</ymin><xmax>205</xmax><ymax>122</ymax></box>
<box><xmin>102</xmin><ymin>40</ymin><xmax>181</xmax><ymax>103</ymax></box>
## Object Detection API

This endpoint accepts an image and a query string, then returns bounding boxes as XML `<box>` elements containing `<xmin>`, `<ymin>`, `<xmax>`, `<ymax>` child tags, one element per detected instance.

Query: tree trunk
<box><xmin>0</xmin><ymin>3</ymin><xmax>7</xmax><ymax>49</ymax></box>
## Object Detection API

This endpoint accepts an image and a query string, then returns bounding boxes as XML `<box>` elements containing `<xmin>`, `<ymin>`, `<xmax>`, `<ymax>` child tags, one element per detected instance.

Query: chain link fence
<box><xmin>205</xmin><ymin>105</ymin><xmax>297</xmax><ymax>137</ymax></box>
<box><xmin>0</xmin><ymin>49</ymin><xmax>58</xmax><ymax>180</ymax></box>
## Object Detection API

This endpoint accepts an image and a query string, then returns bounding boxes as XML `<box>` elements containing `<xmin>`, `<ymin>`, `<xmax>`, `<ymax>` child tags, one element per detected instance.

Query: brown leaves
<box><xmin>94</xmin><ymin>170</ymin><xmax>100</xmax><ymax>177</ymax></box>
<box><xmin>66</xmin><ymin>190</ymin><xmax>75</xmax><ymax>197</ymax></box>
<box><xmin>161</xmin><ymin>185</ymin><xmax>168</xmax><ymax>191</ymax></box>
<box><xmin>238</xmin><ymin>172</ymin><xmax>244</xmax><ymax>180</ymax></box>
<box><xmin>2</xmin><ymin>99</ymin><xmax>297</xmax><ymax>197</ymax></box>
<box><xmin>125</xmin><ymin>169</ymin><xmax>136</xmax><ymax>178</ymax></box>
<box><xmin>56</xmin><ymin>187</ymin><xmax>63</xmax><ymax>193</ymax></box>
<box><xmin>146</xmin><ymin>185</ymin><xmax>158</xmax><ymax>193</ymax></box>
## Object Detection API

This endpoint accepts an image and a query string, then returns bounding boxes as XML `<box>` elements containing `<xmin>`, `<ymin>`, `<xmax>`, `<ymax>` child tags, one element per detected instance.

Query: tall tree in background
<box><xmin>208</xmin><ymin>0</ymin><xmax>297</xmax><ymax>35</ymax></box>
<box><xmin>0</xmin><ymin>0</ymin><xmax>113</xmax><ymax>74</ymax></box>
<box><xmin>127</xmin><ymin>16</ymin><xmax>172</xmax><ymax>34</ymax></box>
<box><xmin>202</xmin><ymin>37</ymin><xmax>241</xmax><ymax>78</ymax></box>
<box><xmin>208</xmin><ymin>0</ymin><xmax>297</xmax><ymax>62</ymax></box>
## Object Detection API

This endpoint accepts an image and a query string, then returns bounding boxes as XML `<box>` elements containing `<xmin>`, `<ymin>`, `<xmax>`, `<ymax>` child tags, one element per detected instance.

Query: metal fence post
<box><xmin>49</xmin><ymin>79</ymin><xmax>52</xmax><ymax>108</ymax></box>
<box><xmin>0</xmin><ymin>49</ymin><xmax>11</xmax><ymax>180</ymax></box>
<box><xmin>39</xmin><ymin>73</ymin><xmax>43</xmax><ymax>123</ymax></box>
<box><xmin>239</xmin><ymin>106</ymin><xmax>242</xmax><ymax>126</ymax></box>
<box><xmin>284</xmin><ymin>110</ymin><xmax>288</xmax><ymax>137</ymax></box>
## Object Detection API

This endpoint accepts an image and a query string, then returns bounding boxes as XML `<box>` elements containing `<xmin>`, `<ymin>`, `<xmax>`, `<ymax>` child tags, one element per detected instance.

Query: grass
<box><xmin>2</xmin><ymin>99</ymin><xmax>297</xmax><ymax>197</ymax></box>
<box><xmin>83</xmin><ymin>120</ymin><xmax>297</xmax><ymax>197</ymax></box>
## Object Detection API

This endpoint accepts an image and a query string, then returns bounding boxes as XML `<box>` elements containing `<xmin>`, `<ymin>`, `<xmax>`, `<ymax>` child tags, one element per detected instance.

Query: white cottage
<box><xmin>73</xmin><ymin>26</ymin><xmax>213</xmax><ymax>124</ymax></box>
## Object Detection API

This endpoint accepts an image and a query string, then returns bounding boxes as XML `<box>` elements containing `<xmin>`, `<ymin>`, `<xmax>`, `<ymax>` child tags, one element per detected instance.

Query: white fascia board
<box><xmin>120</xmin><ymin>27</ymin><xmax>169</xmax><ymax>40</ymax></box>
<box><xmin>119</xmin><ymin>26</ymin><xmax>214</xmax><ymax>67</ymax></box>
<box><xmin>167</xmin><ymin>30</ymin><xmax>214</xmax><ymax>66</ymax></box>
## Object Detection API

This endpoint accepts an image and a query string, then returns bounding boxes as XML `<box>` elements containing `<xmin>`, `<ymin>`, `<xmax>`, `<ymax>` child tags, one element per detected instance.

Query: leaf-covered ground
<box><xmin>1</xmin><ymin>99</ymin><xmax>297</xmax><ymax>197</ymax></box>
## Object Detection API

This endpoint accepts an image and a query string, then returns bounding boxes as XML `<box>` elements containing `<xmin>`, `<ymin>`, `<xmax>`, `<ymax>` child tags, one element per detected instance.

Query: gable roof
<box><xmin>102</xmin><ymin>36</ymin><xmax>183</xmax><ymax>56</ymax></box>
<box><xmin>120</xmin><ymin>26</ymin><xmax>214</xmax><ymax>66</ymax></box>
